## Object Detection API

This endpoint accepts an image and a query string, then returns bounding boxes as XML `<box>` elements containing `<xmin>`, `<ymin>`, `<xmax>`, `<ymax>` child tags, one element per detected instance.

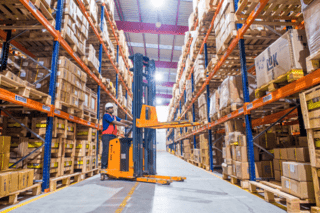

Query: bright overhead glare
<box><xmin>156</xmin><ymin>99</ymin><xmax>162</xmax><ymax>104</ymax></box>
<box><xmin>153</xmin><ymin>0</ymin><xmax>163</xmax><ymax>8</ymax></box>
<box><xmin>156</xmin><ymin>22</ymin><xmax>162</xmax><ymax>28</ymax></box>
<box><xmin>155</xmin><ymin>73</ymin><xmax>162</xmax><ymax>81</ymax></box>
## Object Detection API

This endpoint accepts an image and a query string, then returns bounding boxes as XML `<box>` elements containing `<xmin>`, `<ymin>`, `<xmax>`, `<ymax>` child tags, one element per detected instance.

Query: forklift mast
<box><xmin>130</xmin><ymin>53</ymin><xmax>156</xmax><ymax>177</ymax></box>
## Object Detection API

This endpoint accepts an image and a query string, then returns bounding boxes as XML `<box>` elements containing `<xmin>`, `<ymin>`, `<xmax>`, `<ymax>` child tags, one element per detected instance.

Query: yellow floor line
<box><xmin>116</xmin><ymin>182</ymin><xmax>139</xmax><ymax>213</ymax></box>
<box><xmin>0</xmin><ymin>175</ymin><xmax>96</xmax><ymax>213</ymax></box>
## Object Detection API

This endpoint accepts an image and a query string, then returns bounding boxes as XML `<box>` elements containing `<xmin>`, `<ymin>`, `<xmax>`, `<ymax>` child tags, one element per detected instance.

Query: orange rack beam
<box><xmin>175</xmin><ymin>106</ymin><xmax>299</xmax><ymax>142</ymax></box>
<box><xmin>18</xmin><ymin>0</ymin><xmax>133</xmax><ymax>120</ymax></box>
<box><xmin>0</xmin><ymin>88</ymin><xmax>101</xmax><ymax>129</ymax></box>
<box><xmin>175</xmin><ymin>67</ymin><xmax>320</xmax><ymax>142</ymax></box>
<box><xmin>172</xmin><ymin>0</ymin><xmax>224</xmax><ymax>117</ymax></box>
<box><xmin>179</xmin><ymin>0</ymin><xmax>270</xmax><ymax>119</ymax></box>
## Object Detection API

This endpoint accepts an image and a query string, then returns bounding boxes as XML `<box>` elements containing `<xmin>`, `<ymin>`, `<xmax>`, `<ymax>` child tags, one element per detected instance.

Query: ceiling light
<box><xmin>153</xmin><ymin>0</ymin><xmax>163</xmax><ymax>8</ymax></box>
<box><xmin>156</xmin><ymin>22</ymin><xmax>162</xmax><ymax>28</ymax></box>
<box><xmin>155</xmin><ymin>73</ymin><xmax>162</xmax><ymax>81</ymax></box>
<box><xmin>156</xmin><ymin>98</ymin><xmax>162</xmax><ymax>105</ymax></box>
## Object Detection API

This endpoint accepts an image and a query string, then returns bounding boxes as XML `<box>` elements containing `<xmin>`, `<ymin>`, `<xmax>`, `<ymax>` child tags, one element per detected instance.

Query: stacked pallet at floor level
<box><xmin>222</xmin><ymin>119</ymin><xmax>275</xmax><ymax>188</ymax></box>
<box><xmin>300</xmin><ymin>85</ymin><xmax>320</xmax><ymax>210</ymax></box>
<box><xmin>0</xmin><ymin>136</ymin><xmax>41</xmax><ymax>203</ymax></box>
<box><xmin>74</xmin><ymin>125</ymin><xmax>97</xmax><ymax>175</ymax></box>
<box><xmin>183</xmin><ymin>139</ymin><xmax>193</xmax><ymax>161</ymax></box>
<box><xmin>198</xmin><ymin>133</ymin><xmax>223</xmax><ymax>170</ymax></box>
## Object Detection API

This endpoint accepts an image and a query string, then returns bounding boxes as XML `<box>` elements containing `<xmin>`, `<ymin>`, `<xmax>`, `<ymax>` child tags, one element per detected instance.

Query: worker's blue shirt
<box><xmin>103</xmin><ymin>114</ymin><xmax>122</xmax><ymax>131</ymax></box>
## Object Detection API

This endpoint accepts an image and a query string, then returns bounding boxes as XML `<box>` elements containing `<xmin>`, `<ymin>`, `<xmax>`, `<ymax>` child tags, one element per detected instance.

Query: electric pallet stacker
<box><xmin>100</xmin><ymin>54</ymin><xmax>200</xmax><ymax>185</ymax></box>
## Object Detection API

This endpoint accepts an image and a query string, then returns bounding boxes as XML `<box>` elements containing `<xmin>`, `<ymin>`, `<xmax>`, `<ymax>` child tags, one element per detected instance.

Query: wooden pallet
<box><xmin>235</xmin><ymin>0</ymin><xmax>303</xmax><ymax>26</ymax></box>
<box><xmin>80</xmin><ymin>168</ymin><xmax>99</xmax><ymax>180</ymax></box>
<box><xmin>306</xmin><ymin>49</ymin><xmax>320</xmax><ymax>73</ymax></box>
<box><xmin>300</xmin><ymin>84</ymin><xmax>320</xmax><ymax>130</ymax></box>
<box><xmin>0</xmin><ymin>73</ymin><xmax>51</xmax><ymax>105</ymax></box>
<box><xmin>78</xmin><ymin>110</ymin><xmax>98</xmax><ymax>124</ymax></box>
<box><xmin>54</xmin><ymin>100</ymin><xmax>83</xmax><ymax>117</ymax></box>
<box><xmin>49</xmin><ymin>173</ymin><xmax>82</xmax><ymax>192</ymax></box>
<box><xmin>222</xmin><ymin>173</ymin><xmax>249</xmax><ymax>189</ymax></box>
<box><xmin>219</xmin><ymin>103</ymin><xmax>243</xmax><ymax>118</ymax></box>
<box><xmin>248</xmin><ymin>181</ymin><xmax>314</xmax><ymax>213</ymax></box>
<box><xmin>255</xmin><ymin>69</ymin><xmax>304</xmax><ymax>99</ymax></box>
<box><xmin>0</xmin><ymin>183</ymin><xmax>41</xmax><ymax>205</ymax></box>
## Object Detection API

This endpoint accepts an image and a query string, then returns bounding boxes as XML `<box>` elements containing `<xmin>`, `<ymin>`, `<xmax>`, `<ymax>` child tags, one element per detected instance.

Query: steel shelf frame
<box><xmin>17</xmin><ymin>0</ymin><xmax>132</xmax><ymax>119</ymax></box>
<box><xmin>168</xmin><ymin>0</ymin><xmax>320</xmax><ymax>180</ymax></box>
<box><xmin>0</xmin><ymin>0</ymin><xmax>134</xmax><ymax>191</ymax></box>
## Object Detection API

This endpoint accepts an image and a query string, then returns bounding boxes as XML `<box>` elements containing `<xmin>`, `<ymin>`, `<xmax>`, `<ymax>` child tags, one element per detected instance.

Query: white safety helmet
<box><xmin>105</xmin><ymin>103</ymin><xmax>114</xmax><ymax>110</ymax></box>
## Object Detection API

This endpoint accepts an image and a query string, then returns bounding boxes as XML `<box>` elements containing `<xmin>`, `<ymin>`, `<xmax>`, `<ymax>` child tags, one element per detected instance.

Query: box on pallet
<box><xmin>0</xmin><ymin>136</ymin><xmax>11</xmax><ymax>171</ymax></box>
<box><xmin>209</xmin><ymin>89</ymin><xmax>220</xmax><ymax>119</ymax></box>
<box><xmin>219</xmin><ymin>75</ymin><xmax>255</xmax><ymax>110</ymax></box>
<box><xmin>281</xmin><ymin>176</ymin><xmax>314</xmax><ymax>200</ymax></box>
<box><xmin>254</xmin><ymin>29</ymin><xmax>309</xmax><ymax>88</ymax></box>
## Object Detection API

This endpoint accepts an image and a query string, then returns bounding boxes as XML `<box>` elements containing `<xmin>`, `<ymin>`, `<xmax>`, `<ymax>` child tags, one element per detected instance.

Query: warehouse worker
<box><xmin>101</xmin><ymin>102</ymin><xmax>133</xmax><ymax>169</ymax></box>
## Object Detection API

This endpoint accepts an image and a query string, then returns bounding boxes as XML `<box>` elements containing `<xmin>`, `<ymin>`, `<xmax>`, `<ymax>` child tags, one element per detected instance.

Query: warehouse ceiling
<box><xmin>114</xmin><ymin>0</ymin><xmax>193</xmax><ymax>105</ymax></box>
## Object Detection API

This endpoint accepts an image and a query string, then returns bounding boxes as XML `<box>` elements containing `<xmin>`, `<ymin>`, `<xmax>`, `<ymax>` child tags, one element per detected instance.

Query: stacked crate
<box><xmin>30</xmin><ymin>117</ymin><xmax>74</xmax><ymax>178</ymax></box>
<box><xmin>209</xmin><ymin>89</ymin><xmax>220</xmax><ymax>120</ymax></box>
<box><xmin>198</xmin><ymin>93</ymin><xmax>208</xmax><ymax>123</ymax></box>
<box><xmin>75</xmin><ymin>125</ymin><xmax>97</xmax><ymax>173</ymax></box>
<box><xmin>299</xmin><ymin>85</ymin><xmax>320</xmax><ymax>206</ymax></box>
<box><xmin>60</xmin><ymin>0</ymin><xmax>91</xmax><ymax>56</ymax></box>
<box><xmin>183</xmin><ymin>139</ymin><xmax>193</xmax><ymax>160</ymax></box>
<box><xmin>213</xmin><ymin>0</ymin><xmax>236</xmax><ymax>55</ymax></box>
<box><xmin>3</xmin><ymin>116</ymin><xmax>30</xmax><ymax>169</ymax></box>
<box><xmin>0</xmin><ymin>136</ymin><xmax>11</xmax><ymax>171</ymax></box>
<box><xmin>86</xmin><ymin>44</ymin><xmax>100</xmax><ymax>74</ymax></box>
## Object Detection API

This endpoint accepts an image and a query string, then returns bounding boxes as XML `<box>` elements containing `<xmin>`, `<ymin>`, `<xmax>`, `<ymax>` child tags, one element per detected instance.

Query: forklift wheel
<box><xmin>100</xmin><ymin>174</ymin><xmax>106</xmax><ymax>181</ymax></box>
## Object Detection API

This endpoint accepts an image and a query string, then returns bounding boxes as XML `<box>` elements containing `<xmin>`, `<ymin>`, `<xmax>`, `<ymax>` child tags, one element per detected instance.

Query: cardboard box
<box><xmin>8</xmin><ymin>171</ymin><xmax>19</xmax><ymax>193</ymax></box>
<box><xmin>235</xmin><ymin>161</ymin><xmax>249</xmax><ymax>180</ymax></box>
<box><xmin>273</xmin><ymin>159</ymin><xmax>287</xmax><ymax>171</ymax></box>
<box><xmin>274</xmin><ymin>170</ymin><xmax>281</xmax><ymax>182</ymax></box>
<box><xmin>256</xmin><ymin>161</ymin><xmax>273</xmax><ymax>178</ymax></box>
<box><xmin>298</xmin><ymin>137</ymin><xmax>308</xmax><ymax>147</ymax></box>
<box><xmin>255</xmin><ymin>29</ymin><xmax>309</xmax><ymax>88</ymax></box>
<box><xmin>0</xmin><ymin>153</ymin><xmax>10</xmax><ymax>171</ymax></box>
<box><xmin>18</xmin><ymin>170</ymin><xmax>29</xmax><ymax>190</ymax></box>
<box><xmin>231</xmin><ymin>146</ymin><xmax>237</xmax><ymax>161</ymax></box>
<box><xmin>274</xmin><ymin>148</ymin><xmax>288</xmax><ymax>160</ymax></box>
<box><xmin>222</xmin><ymin>147</ymin><xmax>231</xmax><ymax>159</ymax></box>
<box><xmin>0</xmin><ymin>172</ymin><xmax>9</xmax><ymax>197</ymax></box>
<box><xmin>236</xmin><ymin>146</ymin><xmax>247</xmax><ymax>162</ymax></box>
<box><xmin>282</xmin><ymin>162</ymin><xmax>312</xmax><ymax>182</ymax></box>
<box><xmin>287</xmin><ymin>147</ymin><xmax>310</xmax><ymax>162</ymax></box>
<box><xmin>281</xmin><ymin>176</ymin><xmax>314</xmax><ymax>199</ymax></box>
<box><xmin>0</xmin><ymin>136</ymin><xmax>11</xmax><ymax>153</ymax></box>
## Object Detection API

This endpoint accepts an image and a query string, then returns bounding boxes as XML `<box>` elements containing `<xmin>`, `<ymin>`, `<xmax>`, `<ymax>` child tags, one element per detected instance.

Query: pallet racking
<box><xmin>0</xmin><ymin>0</ymin><xmax>133</xmax><ymax>193</ymax></box>
<box><xmin>167</xmin><ymin>1</ymin><xmax>320</xmax><ymax>210</ymax></box>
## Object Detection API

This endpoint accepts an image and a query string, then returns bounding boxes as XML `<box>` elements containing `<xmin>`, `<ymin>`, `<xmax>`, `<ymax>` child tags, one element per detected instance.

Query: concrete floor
<box><xmin>3</xmin><ymin>152</ymin><xmax>285</xmax><ymax>213</ymax></box>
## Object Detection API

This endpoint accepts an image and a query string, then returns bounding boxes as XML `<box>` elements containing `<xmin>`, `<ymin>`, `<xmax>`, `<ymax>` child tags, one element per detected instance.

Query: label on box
<box><xmin>285</xmin><ymin>180</ymin><xmax>290</xmax><ymax>189</ymax></box>
<box><xmin>20</xmin><ymin>71</ymin><xmax>26</xmax><ymax>77</ymax></box>
<box><xmin>57</xmin><ymin>71</ymin><xmax>61</xmax><ymax>76</ymax></box>
<box><xmin>36</xmin><ymin>83</ymin><xmax>41</xmax><ymax>89</ymax></box>
<box><xmin>247</xmin><ymin>103</ymin><xmax>253</xmax><ymax>110</ymax></box>
<box><xmin>39</xmin><ymin>61</ymin><xmax>44</xmax><ymax>66</ymax></box>
<box><xmin>69</xmin><ymin>115</ymin><xmax>74</xmax><ymax>119</ymax></box>
<box><xmin>22</xmin><ymin>62</ymin><xmax>28</xmax><ymax>66</ymax></box>
<box><xmin>290</xmin><ymin>164</ymin><xmax>295</xmax><ymax>173</ymax></box>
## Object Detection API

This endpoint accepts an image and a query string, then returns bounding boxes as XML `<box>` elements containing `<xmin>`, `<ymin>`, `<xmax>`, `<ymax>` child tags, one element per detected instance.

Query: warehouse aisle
<box><xmin>4</xmin><ymin>152</ymin><xmax>285</xmax><ymax>213</ymax></box>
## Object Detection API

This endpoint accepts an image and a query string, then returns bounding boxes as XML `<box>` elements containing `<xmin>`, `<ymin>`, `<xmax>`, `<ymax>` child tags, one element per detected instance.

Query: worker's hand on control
<box><xmin>125</xmin><ymin>124</ymin><xmax>130</xmax><ymax>128</ymax></box>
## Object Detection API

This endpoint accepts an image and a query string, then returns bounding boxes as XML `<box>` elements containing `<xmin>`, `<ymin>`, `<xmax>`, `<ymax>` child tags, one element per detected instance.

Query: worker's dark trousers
<box><xmin>101</xmin><ymin>134</ymin><xmax>116</xmax><ymax>169</ymax></box>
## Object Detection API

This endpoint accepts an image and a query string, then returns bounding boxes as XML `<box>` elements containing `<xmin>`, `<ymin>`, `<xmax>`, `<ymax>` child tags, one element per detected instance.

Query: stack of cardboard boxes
<box><xmin>0</xmin><ymin>136</ymin><xmax>35</xmax><ymax>198</ymax></box>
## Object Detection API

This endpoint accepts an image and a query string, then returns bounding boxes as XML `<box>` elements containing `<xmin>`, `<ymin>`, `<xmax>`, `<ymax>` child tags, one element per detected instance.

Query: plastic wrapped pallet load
<box><xmin>209</xmin><ymin>89</ymin><xmax>220</xmax><ymax>119</ymax></box>
<box><xmin>301</xmin><ymin>0</ymin><xmax>320</xmax><ymax>56</ymax></box>
<box><xmin>219</xmin><ymin>74</ymin><xmax>256</xmax><ymax>110</ymax></box>
<box><xmin>254</xmin><ymin>29</ymin><xmax>309</xmax><ymax>88</ymax></box>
